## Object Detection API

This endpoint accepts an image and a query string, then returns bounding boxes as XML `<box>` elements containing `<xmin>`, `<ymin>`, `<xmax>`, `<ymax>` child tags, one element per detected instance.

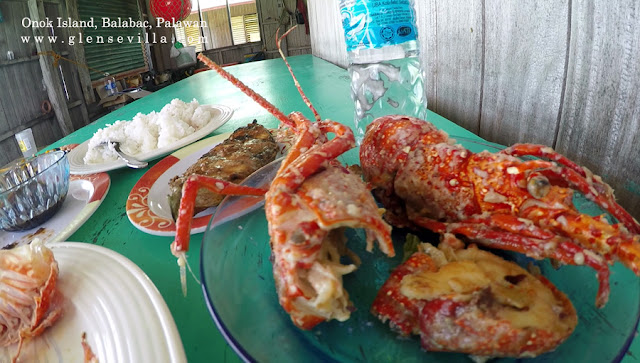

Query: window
<box><xmin>77</xmin><ymin>0</ymin><xmax>148</xmax><ymax>82</ymax></box>
<box><xmin>174</xmin><ymin>13</ymin><xmax>204</xmax><ymax>52</ymax></box>
<box><xmin>231</xmin><ymin>14</ymin><xmax>260</xmax><ymax>44</ymax></box>
<box><xmin>230</xmin><ymin>16</ymin><xmax>246</xmax><ymax>44</ymax></box>
<box><xmin>173</xmin><ymin>0</ymin><xmax>261</xmax><ymax>51</ymax></box>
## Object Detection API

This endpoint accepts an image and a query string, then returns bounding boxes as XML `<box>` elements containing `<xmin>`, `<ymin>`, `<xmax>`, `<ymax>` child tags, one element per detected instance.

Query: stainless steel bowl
<box><xmin>0</xmin><ymin>150</ymin><xmax>70</xmax><ymax>231</ymax></box>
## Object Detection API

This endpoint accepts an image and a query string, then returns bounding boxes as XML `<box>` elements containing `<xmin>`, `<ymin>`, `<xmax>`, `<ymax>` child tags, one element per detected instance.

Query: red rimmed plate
<box><xmin>126</xmin><ymin>133</ymin><xmax>232</xmax><ymax>236</ymax></box>
<box><xmin>0</xmin><ymin>147</ymin><xmax>111</xmax><ymax>248</ymax></box>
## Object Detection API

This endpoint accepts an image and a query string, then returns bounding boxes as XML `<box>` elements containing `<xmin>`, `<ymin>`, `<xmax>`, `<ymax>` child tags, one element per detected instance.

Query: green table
<box><xmin>45</xmin><ymin>55</ymin><xmax>639</xmax><ymax>362</ymax></box>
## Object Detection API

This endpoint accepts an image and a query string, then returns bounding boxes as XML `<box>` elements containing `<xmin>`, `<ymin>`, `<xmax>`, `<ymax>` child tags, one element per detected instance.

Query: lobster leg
<box><xmin>501</xmin><ymin>144</ymin><xmax>586</xmax><ymax>175</ymax></box>
<box><xmin>502</xmin><ymin>144</ymin><xmax>640</xmax><ymax>234</ymax></box>
<box><xmin>519</xmin><ymin>196</ymin><xmax>640</xmax><ymax>276</ymax></box>
<box><xmin>171</xmin><ymin>175</ymin><xmax>268</xmax><ymax>296</ymax></box>
<box><xmin>275</xmin><ymin>120</ymin><xmax>355</xmax><ymax>192</ymax></box>
<box><xmin>276</xmin><ymin>113</ymin><xmax>316</xmax><ymax>173</ymax></box>
<box><xmin>414</xmin><ymin>215</ymin><xmax>611</xmax><ymax>307</ymax></box>
<box><xmin>171</xmin><ymin>175</ymin><xmax>268</xmax><ymax>256</ymax></box>
<box><xmin>502</xmin><ymin>143</ymin><xmax>616</xmax><ymax>200</ymax></box>
<box><xmin>500</xmin><ymin>158</ymin><xmax>640</xmax><ymax>270</ymax></box>
<box><xmin>540</xmin><ymin>166</ymin><xmax>640</xmax><ymax>234</ymax></box>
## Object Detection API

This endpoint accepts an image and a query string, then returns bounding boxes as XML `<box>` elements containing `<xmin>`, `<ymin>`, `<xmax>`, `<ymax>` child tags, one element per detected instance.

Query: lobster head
<box><xmin>360</xmin><ymin>116</ymin><xmax>449</xmax><ymax>192</ymax></box>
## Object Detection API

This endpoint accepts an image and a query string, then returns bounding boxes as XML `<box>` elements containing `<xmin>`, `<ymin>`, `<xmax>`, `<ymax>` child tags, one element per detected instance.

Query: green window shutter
<box><xmin>77</xmin><ymin>0</ymin><xmax>148</xmax><ymax>82</ymax></box>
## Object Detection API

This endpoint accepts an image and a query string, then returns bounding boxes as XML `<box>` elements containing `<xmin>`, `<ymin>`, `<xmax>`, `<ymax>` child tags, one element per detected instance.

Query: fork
<box><xmin>99</xmin><ymin>141</ymin><xmax>148</xmax><ymax>169</ymax></box>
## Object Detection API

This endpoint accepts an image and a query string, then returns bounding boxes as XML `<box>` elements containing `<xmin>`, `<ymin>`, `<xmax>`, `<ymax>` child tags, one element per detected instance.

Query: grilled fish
<box><xmin>168</xmin><ymin>120</ymin><xmax>278</xmax><ymax>219</ymax></box>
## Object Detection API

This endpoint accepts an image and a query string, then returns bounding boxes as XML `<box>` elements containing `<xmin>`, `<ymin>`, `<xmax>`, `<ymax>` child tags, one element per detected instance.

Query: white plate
<box><xmin>0</xmin><ymin>173</ymin><xmax>111</xmax><ymax>249</ymax></box>
<box><xmin>0</xmin><ymin>242</ymin><xmax>187</xmax><ymax>363</ymax></box>
<box><xmin>68</xmin><ymin>104</ymin><xmax>233</xmax><ymax>175</ymax></box>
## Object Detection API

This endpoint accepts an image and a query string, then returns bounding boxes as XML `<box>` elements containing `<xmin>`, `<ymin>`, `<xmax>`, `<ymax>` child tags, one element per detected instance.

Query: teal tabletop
<box><xmin>41</xmin><ymin>55</ymin><xmax>639</xmax><ymax>362</ymax></box>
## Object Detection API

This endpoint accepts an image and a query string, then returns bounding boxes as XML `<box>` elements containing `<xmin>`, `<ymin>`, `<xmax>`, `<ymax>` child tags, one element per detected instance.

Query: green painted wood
<box><xmin>43</xmin><ymin>55</ymin><xmax>639</xmax><ymax>362</ymax></box>
<box><xmin>76</xmin><ymin>0</ymin><xmax>147</xmax><ymax>80</ymax></box>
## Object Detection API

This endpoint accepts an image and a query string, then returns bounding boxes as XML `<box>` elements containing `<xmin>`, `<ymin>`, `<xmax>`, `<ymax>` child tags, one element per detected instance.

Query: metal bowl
<box><xmin>0</xmin><ymin>150</ymin><xmax>70</xmax><ymax>231</ymax></box>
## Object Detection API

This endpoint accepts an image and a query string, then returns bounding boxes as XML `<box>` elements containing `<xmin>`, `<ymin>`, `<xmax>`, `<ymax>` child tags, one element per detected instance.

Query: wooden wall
<box><xmin>203</xmin><ymin>8</ymin><xmax>232</xmax><ymax>49</ymax></box>
<box><xmin>258</xmin><ymin>0</ymin><xmax>311</xmax><ymax>58</ymax></box>
<box><xmin>199</xmin><ymin>4</ymin><xmax>259</xmax><ymax>49</ymax></box>
<box><xmin>308</xmin><ymin>0</ymin><xmax>640</xmax><ymax>220</ymax></box>
<box><xmin>0</xmin><ymin>1</ymin><xmax>54</xmax><ymax>166</ymax></box>
<box><xmin>0</xmin><ymin>0</ymin><xmax>87</xmax><ymax>167</ymax></box>
<box><xmin>151</xmin><ymin>0</ymin><xmax>311</xmax><ymax>70</ymax></box>
<box><xmin>307</xmin><ymin>0</ymin><xmax>345</xmax><ymax>67</ymax></box>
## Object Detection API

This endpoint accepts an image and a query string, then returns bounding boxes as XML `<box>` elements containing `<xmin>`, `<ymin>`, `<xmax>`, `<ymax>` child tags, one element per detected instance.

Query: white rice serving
<box><xmin>83</xmin><ymin>98</ymin><xmax>217</xmax><ymax>164</ymax></box>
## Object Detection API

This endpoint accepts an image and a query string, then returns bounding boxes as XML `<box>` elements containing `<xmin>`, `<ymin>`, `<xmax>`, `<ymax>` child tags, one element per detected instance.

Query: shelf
<box><xmin>0</xmin><ymin>55</ymin><xmax>40</xmax><ymax>67</ymax></box>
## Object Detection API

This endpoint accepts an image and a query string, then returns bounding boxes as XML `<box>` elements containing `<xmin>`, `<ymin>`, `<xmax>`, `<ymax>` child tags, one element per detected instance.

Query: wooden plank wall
<box><xmin>307</xmin><ymin>0</ymin><xmax>346</xmax><ymax>67</ymax></box>
<box><xmin>0</xmin><ymin>0</ymin><xmax>61</xmax><ymax>166</ymax></box>
<box><xmin>556</xmin><ymin>0</ymin><xmax>640</xmax><ymax>220</ymax></box>
<box><xmin>309</xmin><ymin>0</ymin><xmax>640</xmax><ymax>219</ymax></box>
<box><xmin>203</xmin><ymin>9</ymin><xmax>232</xmax><ymax>49</ymax></box>
<box><xmin>44</xmin><ymin>1</ymin><xmax>89</xmax><ymax>131</ymax></box>
<box><xmin>202</xmin><ymin>3</ymin><xmax>260</xmax><ymax>50</ymax></box>
<box><xmin>258</xmin><ymin>0</ymin><xmax>311</xmax><ymax>58</ymax></box>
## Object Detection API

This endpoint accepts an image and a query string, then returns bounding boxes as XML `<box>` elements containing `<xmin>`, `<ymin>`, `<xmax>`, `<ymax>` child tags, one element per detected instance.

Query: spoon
<box><xmin>99</xmin><ymin>141</ymin><xmax>148</xmax><ymax>169</ymax></box>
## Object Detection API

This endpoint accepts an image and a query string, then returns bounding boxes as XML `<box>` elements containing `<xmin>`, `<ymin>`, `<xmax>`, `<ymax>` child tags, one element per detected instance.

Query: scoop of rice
<box><xmin>83</xmin><ymin>99</ymin><xmax>215</xmax><ymax>164</ymax></box>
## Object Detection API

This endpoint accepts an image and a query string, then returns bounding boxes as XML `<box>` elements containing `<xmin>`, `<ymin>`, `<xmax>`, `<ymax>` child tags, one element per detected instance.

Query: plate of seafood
<box><xmin>170</xmin><ymin>53</ymin><xmax>640</xmax><ymax>362</ymax></box>
<box><xmin>68</xmin><ymin>101</ymin><xmax>233</xmax><ymax>175</ymax></box>
<box><xmin>196</xmin><ymin>116</ymin><xmax>640</xmax><ymax>363</ymax></box>
<box><xmin>127</xmin><ymin>120</ymin><xmax>287</xmax><ymax>236</ymax></box>
<box><xmin>0</xmin><ymin>171</ymin><xmax>110</xmax><ymax>250</ymax></box>
<box><xmin>0</xmin><ymin>240</ymin><xmax>187</xmax><ymax>363</ymax></box>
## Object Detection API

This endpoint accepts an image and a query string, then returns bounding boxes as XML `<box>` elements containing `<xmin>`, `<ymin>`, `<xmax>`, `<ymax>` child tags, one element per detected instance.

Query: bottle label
<box><xmin>340</xmin><ymin>0</ymin><xmax>417</xmax><ymax>52</ymax></box>
<box><xmin>18</xmin><ymin>139</ymin><xmax>31</xmax><ymax>153</ymax></box>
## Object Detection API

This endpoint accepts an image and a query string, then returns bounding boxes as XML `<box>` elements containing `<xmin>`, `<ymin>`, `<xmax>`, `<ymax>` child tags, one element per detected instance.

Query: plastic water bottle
<box><xmin>15</xmin><ymin>128</ymin><xmax>36</xmax><ymax>158</ymax></box>
<box><xmin>104</xmin><ymin>74</ymin><xmax>117</xmax><ymax>96</ymax></box>
<box><xmin>339</xmin><ymin>0</ymin><xmax>427</xmax><ymax>143</ymax></box>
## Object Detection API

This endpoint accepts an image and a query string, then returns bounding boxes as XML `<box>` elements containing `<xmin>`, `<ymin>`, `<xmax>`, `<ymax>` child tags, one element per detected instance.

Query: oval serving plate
<box><xmin>200</xmin><ymin>139</ymin><xmax>640</xmax><ymax>363</ymax></box>
<box><xmin>68</xmin><ymin>105</ymin><xmax>233</xmax><ymax>175</ymax></box>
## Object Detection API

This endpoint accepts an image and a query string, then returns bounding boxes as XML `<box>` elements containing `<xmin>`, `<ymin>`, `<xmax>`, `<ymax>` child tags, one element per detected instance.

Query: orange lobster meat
<box><xmin>171</xmin><ymin>29</ymin><xmax>393</xmax><ymax>329</ymax></box>
<box><xmin>361</xmin><ymin>115</ymin><xmax>640</xmax><ymax>307</ymax></box>
<box><xmin>372</xmin><ymin>235</ymin><xmax>578</xmax><ymax>359</ymax></box>
<box><xmin>1</xmin><ymin>239</ymin><xmax>63</xmax><ymax>362</ymax></box>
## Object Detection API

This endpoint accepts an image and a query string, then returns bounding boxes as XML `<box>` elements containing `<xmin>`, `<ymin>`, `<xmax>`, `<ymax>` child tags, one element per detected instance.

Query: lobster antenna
<box><xmin>197</xmin><ymin>54</ymin><xmax>295</xmax><ymax>129</ymax></box>
<box><xmin>277</xmin><ymin>26</ymin><xmax>322</xmax><ymax>122</ymax></box>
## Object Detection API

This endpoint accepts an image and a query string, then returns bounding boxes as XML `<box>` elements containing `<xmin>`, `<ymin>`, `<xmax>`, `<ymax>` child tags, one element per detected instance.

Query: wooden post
<box><xmin>65</xmin><ymin>0</ymin><xmax>96</xmax><ymax>105</ymax></box>
<box><xmin>28</xmin><ymin>0</ymin><xmax>74</xmax><ymax>136</ymax></box>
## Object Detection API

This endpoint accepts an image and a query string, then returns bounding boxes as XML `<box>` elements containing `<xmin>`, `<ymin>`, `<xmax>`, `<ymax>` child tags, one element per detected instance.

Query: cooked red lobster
<box><xmin>1</xmin><ymin>239</ymin><xmax>63</xmax><ymax>362</ymax></box>
<box><xmin>372</xmin><ymin>234</ymin><xmax>578</xmax><ymax>358</ymax></box>
<box><xmin>171</xmin><ymin>29</ymin><xmax>393</xmax><ymax>329</ymax></box>
<box><xmin>361</xmin><ymin>115</ymin><xmax>640</xmax><ymax>307</ymax></box>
